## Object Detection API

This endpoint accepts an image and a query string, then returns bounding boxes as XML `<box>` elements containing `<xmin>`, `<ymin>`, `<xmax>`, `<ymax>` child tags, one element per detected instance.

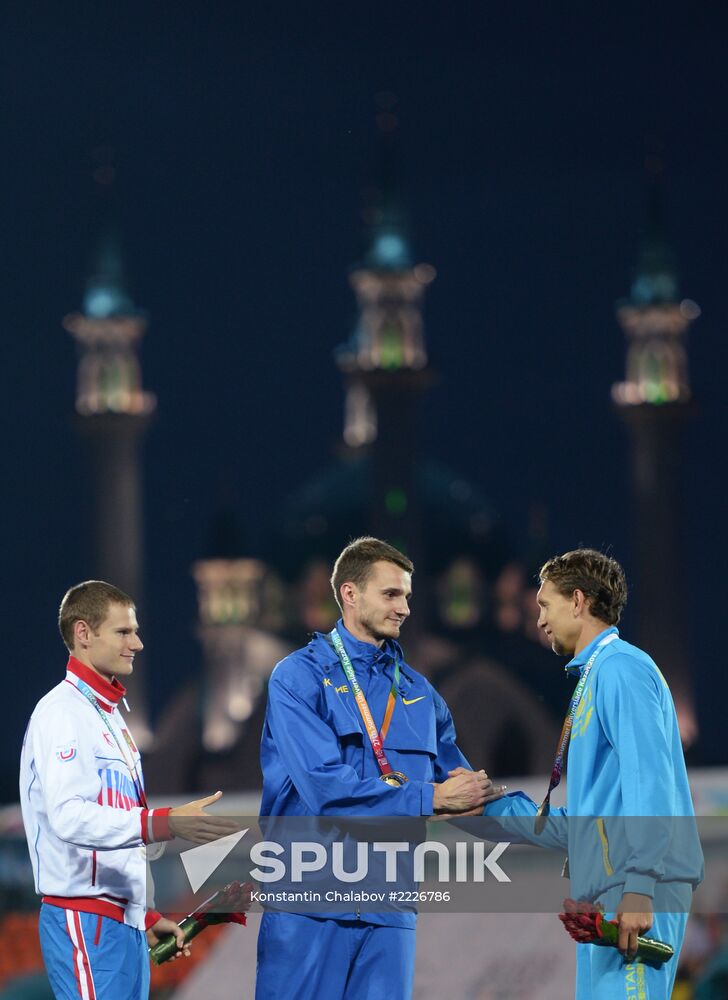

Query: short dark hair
<box><xmin>331</xmin><ymin>537</ymin><xmax>414</xmax><ymax>611</ymax></box>
<box><xmin>539</xmin><ymin>549</ymin><xmax>627</xmax><ymax>625</ymax></box>
<box><xmin>59</xmin><ymin>580</ymin><xmax>135</xmax><ymax>652</ymax></box>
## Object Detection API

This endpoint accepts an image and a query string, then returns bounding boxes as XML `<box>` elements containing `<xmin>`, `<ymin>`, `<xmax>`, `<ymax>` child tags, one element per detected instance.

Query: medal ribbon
<box><xmin>329</xmin><ymin>629</ymin><xmax>401</xmax><ymax>781</ymax></box>
<box><xmin>535</xmin><ymin>632</ymin><xmax>617</xmax><ymax>834</ymax></box>
<box><xmin>75</xmin><ymin>678</ymin><xmax>148</xmax><ymax>808</ymax></box>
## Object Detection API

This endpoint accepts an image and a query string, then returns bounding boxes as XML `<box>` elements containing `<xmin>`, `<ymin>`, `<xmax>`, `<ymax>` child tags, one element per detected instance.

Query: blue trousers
<box><xmin>39</xmin><ymin>904</ymin><xmax>149</xmax><ymax>1000</ymax></box>
<box><xmin>574</xmin><ymin>885</ymin><xmax>691</xmax><ymax>999</ymax></box>
<box><xmin>256</xmin><ymin>912</ymin><xmax>416</xmax><ymax>1000</ymax></box>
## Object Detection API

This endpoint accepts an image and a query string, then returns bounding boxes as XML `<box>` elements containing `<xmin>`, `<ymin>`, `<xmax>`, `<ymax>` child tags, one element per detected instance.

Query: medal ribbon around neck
<box><xmin>329</xmin><ymin>629</ymin><xmax>408</xmax><ymax>786</ymax></box>
<box><xmin>534</xmin><ymin>632</ymin><xmax>618</xmax><ymax>834</ymax></box>
<box><xmin>75</xmin><ymin>677</ymin><xmax>148</xmax><ymax>808</ymax></box>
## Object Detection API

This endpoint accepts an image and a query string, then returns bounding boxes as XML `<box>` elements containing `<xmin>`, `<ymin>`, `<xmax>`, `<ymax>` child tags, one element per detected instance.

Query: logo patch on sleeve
<box><xmin>56</xmin><ymin>744</ymin><xmax>77</xmax><ymax>763</ymax></box>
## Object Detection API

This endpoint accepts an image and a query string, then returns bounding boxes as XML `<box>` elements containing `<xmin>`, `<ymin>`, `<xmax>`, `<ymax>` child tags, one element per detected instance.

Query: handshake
<box><xmin>431</xmin><ymin>767</ymin><xmax>506</xmax><ymax>820</ymax></box>
<box><xmin>165</xmin><ymin>771</ymin><xmax>508</xmax><ymax>842</ymax></box>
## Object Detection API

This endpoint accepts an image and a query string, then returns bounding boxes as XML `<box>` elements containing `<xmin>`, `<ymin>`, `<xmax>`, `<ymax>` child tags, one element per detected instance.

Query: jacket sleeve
<box><xmin>31</xmin><ymin>702</ymin><xmax>171</xmax><ymax>850</ymax></box>
<box><xmin>145</xmin><ymin>910</ymin><xmax>163</xmax><ymax>930</ymax></box>
<box><xmin>431</xmin><ymin>687</ymin><xmax>472</xmax><ymax>780</ymax></box>
<box><xmin>481</xmin><ymin>792</ymin><xmax>569</xmax><ymax>850</ymax></box>
<box><xmin>596</xmin><ymin>655</ymin><xmax>676</xmax><ymax>897</ymax></box>
<box><xmin>430</xmin><ymin>687</ymin><xmax>568</xmax><ymax>847</ymax></box>
<box><xmin>265</xmin><ymin>663</ymin><xmax>435</xmax><ymax>816</ymax></box>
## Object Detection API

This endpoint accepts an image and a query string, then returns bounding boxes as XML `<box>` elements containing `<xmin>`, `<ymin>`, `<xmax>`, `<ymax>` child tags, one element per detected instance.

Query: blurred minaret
<box><xmin>63</xmin><ymin>154</ymin><xmax>155</xmax><ymax>744</ymax></box>
<box><xmin>612</xmin><ymin>156</ymin><xmax>700</xmax><ymax>746</ymax></box>
<box><xmin>336</xmin><ymin>96</ymin><xmax>435</xmax><ymax>568</ymax></box>
<box><xmin>192</xmin><ymin>503</ymin><xmax>288</xmax><ymax>751</ymax></box>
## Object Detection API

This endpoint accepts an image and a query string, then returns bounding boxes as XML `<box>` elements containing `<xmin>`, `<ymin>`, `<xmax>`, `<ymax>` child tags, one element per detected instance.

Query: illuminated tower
<box><xmin>612</xmin><ymin>161</ymin><xmax>700</xmax><ymax>744</ymax></box>
<box><xmin>63</xmin><ymin>163</ymin><xmax>155</xmax><ymax>742</ymax></box>
<box><xmin>192</xmin><ymin>508</ymin><xmax>288</xmax><ymax>752</ymax></box>
<box><xmin>336</xmin><ymin>102</ymin><xmax>435</xmax><ymax>564</ymax></box>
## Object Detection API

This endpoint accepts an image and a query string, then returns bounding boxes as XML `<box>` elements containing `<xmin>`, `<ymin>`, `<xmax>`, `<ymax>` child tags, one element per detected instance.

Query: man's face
<box><xmin>536</xmin><ymin>580</ymin><xmax>579</xmax><ymax>657</ymax></box>
<box><xmin>351</xmin><ymin>560</ymin><xmax>412</xmax><ymax>644</ymax></box>
<box><xmin>82</xmin><ymin>603</ymin><xmax>143</xmax><ymax>680</ymax></box>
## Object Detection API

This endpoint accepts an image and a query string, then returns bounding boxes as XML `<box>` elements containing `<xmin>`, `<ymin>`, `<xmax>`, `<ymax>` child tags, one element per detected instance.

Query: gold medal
<box><xmin>380</xmin><ymin>771</ymin><xmax>408</xmax><ymax>787</ymax></box>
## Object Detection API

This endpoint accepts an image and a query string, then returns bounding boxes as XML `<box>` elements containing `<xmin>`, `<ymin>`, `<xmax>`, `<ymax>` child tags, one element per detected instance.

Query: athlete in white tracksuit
<box><xmin>20</xmin><ymin>581</ymin><xmax>232</xmax><ymax>1000</ymax></box>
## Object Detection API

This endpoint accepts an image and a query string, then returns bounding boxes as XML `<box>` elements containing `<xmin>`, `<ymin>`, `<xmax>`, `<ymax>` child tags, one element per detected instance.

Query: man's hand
<box><xmin>616</xmin><ymin>893</ymin><xmax>653</xmax><ymax>961</ymax></box>
<box><xmin>445</xmin><ymin>766</ymin><xmax>508</xmax><ymax>802</ymax></box>
<box><xmin>146</xmin><ymin>916</ymin><xmax>190</xmax><ymax>961</ymax></box>
<box><xmin>168</xmin><ymin>791</ymin><xmax>240</xmax><ymax>844</ymax></box>
<box><xmin>431</xmin><ymin>768</ymin><xmax>506</xmax><ymax>818</ymax></box>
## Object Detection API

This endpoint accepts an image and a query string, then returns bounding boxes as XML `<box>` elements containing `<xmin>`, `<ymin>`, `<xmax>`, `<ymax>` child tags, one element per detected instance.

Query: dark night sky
<box><xmin>2</xmin><ymin>2</ymin><xmax>727</xmax><ymax>799</ymax></box>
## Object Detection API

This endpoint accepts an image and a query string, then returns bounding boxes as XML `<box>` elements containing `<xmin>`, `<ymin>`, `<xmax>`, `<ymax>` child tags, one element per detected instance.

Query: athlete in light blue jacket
<box><xmin>484</xmin><ymin>548</ymin><xmax>703</xmax><ymax>1000</ymax></box>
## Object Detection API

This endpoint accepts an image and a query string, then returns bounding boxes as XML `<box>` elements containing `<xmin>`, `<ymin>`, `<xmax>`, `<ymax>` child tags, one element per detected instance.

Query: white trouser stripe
<box><xmin>64</xmin><ymin>910</ymin><xmax>96</xmax><ymax>1000</ymax></box>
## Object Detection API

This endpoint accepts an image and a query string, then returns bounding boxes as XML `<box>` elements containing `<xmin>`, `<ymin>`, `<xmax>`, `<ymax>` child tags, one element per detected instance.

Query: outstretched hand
<box><xmin>168</xmin><ymin>791</ymin><xmax>241</xmax><ymax>843</ymax></box>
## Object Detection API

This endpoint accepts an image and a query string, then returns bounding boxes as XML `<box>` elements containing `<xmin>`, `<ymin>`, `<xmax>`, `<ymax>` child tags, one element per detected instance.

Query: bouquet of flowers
<box><xmin>149</xmin><ymin>881</ymin><xmax>253</xmax><ymax>966</ymax></box>
<box><xmin>559</xmin><ymin>898</ymin><xmax>674</xmax><ymax>965</ymax></box>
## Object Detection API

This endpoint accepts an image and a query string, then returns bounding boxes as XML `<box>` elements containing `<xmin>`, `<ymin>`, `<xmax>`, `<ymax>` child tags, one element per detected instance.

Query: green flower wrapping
<box><xmin>149</xmin><ymin>880</ymin><xmax>252</xmax><ymax>966</ymax></box>
<box><xmin>559</xmin><ymin>897</ymin><xmax>674</xmax><ymax>965</ymax></box>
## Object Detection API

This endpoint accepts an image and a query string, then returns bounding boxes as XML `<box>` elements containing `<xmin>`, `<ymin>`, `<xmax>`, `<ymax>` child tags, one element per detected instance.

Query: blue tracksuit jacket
<box><xmin>259</xmin><ymin>621</ymin><xmax>471</xmax><ymax>926</ymax></box>
<box><xmin>484</xmin><ymin>627</ymin><xmax>703</xmax><ymax>901</ymax></box>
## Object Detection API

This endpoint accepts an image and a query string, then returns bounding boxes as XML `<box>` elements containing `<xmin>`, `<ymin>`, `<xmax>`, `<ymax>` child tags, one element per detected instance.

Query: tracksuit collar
<box><xmin>319</xmin><ymin>620</ymin><xmax>413</xmax><ymax>682</ymax></box>
<box><xmin>565</xmin><ymin>626</ymin><xmax>619</xmax><ymax>676</ymax></box>
<box><xmin>66</xmin><ymin>655</ymin><xmax>126</xmax><ymax>710</ymax></box>
<box><xmin>336</xmin><ymin>620</ymin><xmax>402</xmax><ymax>668</ymax></box>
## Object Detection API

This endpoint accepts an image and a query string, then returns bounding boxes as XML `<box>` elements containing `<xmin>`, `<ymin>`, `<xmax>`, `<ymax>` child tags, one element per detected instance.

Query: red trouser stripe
<box><xmin>64</xmin><ymin>910</ymin><xmax>97</xmax><ymax>1000</ymax></box>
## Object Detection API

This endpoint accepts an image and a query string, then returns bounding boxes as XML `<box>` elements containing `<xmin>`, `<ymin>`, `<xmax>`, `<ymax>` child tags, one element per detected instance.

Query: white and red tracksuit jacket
<box><xmin>19</xmin><ymin>657</ymin><xmax>173</xmax><ymax>931</ymax></box>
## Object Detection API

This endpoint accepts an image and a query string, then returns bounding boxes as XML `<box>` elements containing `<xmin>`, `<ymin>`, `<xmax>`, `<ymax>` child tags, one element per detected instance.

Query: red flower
<box><xmin>559</xmin><ymin>897</ymin><xmax>604</xmax><ymax>944</ymax></box>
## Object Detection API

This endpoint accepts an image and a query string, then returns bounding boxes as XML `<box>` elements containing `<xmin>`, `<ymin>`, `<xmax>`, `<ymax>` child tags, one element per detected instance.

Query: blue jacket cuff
<box><xmin>420</xmin><ymin>782</ymin><xmax>435</xmax><ymax>816</ymax></box>
<box><xmin>623</xmin><ymin>874</ymin><xmax>657</xmax><ymax>897</ymax></box>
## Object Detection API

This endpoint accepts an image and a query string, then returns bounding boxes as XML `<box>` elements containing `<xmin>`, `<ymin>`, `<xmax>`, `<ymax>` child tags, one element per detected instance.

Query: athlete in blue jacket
<box><xmin>257</xmin><ymin>536</ymin><xmax>500</xmax><ymax>1000</ymax></box>
<box><xmin>483</xmin><ymin>549</ymin><xmax>703</xmax><ymax>1000</ymax></box>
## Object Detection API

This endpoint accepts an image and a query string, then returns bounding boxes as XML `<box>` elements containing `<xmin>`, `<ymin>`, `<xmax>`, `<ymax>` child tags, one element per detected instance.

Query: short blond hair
<box><xmin>59</xmin><ymin>580</ymin><xmax>135</xmax><ymax>652</ymax></box>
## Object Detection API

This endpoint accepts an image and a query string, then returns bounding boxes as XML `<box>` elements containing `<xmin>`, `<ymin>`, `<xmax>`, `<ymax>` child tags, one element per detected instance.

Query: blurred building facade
<box><xmin>143</xmin><ymin>115</ymin><xmax>563</xmax><ymax>791</ymax></box>
<box><xmin>69</xmin><ymin>142</ymin><xmax>699</xmax><ymax>793</ymax></box>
